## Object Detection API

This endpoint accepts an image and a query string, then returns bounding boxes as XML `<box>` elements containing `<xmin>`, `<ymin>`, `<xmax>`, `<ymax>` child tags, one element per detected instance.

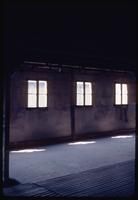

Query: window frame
<box><xmin>114</xmin><ymin>82</ymin><xmax>128</xmax><ymax>106</ymax></box>
<box><xmin>76</xmin><ymin>81</ymin><xmax>93</xmax><ymax>107</ymax></box>
<box><xmin>27</xmin><ymin>79</ymin><xmax>48</xmax><ymax>109</ymax></box>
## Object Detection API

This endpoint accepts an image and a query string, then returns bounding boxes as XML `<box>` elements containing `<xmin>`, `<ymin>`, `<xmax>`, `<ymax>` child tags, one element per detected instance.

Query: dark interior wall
<box><xmin>10</xmin><ymin>70</ymin><xmax>72</xmax><ymax>142</ymax></box>
<box><xmin>74</xmin><ymin>72</ymin><xmax>136</xmax><ymax>135</ymax></box>
<box><xmin>9</xmin><ymin>69</ymin><xmax>136</xmax><ymax>143</ymax></box>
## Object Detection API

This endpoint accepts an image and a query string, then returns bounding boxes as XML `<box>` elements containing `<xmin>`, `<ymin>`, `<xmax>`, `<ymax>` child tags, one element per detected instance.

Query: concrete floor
<box><xmin>9</xmin><ymin>133</ymin><xmax>135</xmax><ymax>184</ymax></box>
<box><xmin>5</xmin><ymin>159</ymin><xmax>135</xmax><ymax>197</ymax></box>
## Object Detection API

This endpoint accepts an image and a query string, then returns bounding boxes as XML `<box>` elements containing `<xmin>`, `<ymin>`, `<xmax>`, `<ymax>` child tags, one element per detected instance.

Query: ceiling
<box><xmin>3</xmin><ymin>3</ymin><xmax>136</xmax><ymax>71</ymax></box>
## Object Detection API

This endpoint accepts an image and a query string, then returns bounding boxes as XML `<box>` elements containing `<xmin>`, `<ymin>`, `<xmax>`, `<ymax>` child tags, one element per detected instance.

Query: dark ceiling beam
<box><xmin>23</xmin><ymin>61</ymin><xmax>135</xmax><ymax>73</ymax></box>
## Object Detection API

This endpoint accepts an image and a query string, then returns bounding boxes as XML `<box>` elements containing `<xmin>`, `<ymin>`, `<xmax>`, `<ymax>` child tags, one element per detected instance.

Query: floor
<box><xmin>4</xmin><ymin>160</ymin><xmax>135</xmax><ymax>197</ymax></box>
<box><xmin>9</xmin><ymin>133</ymin><xmax>135</xmax><ymax>183</ymax></box>
<box><xmin>3</xmin><ymin>133</ymin><xmax>135</xmax><ymax>197</ymax></box>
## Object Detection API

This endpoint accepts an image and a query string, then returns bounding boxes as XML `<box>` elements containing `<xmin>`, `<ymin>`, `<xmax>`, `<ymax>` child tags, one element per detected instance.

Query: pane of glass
<box><xmin>85</xmin><ymin>82</ymin><xmax>92</xmax><ymax>94</ymax></box>
<box><xmin>77</xmin><ymin>94</ymin><xmax>84</xmax><ymax>105</ymax></box>
<box><xmin>122</xmin><ymin>94</ymin><xmax>128</xmax><ymax>104</ymax></box>
<box><xmin>115</xmin><ymin>83</ymin><xmax>121</xmax><ymax>95</ymax></box>
<box><xmin>39</xmin><ymin>81</ymin><xmax>47</xmax><ymax>94</ymax></box>
<box><xmin>85</xmin><ymin>94</ymin><xmax>92</xmax><ymax>105</ymax></box>
<box><xmin>39</xmin><ymin>94</ymin><xmax>47</xmax><ymax>107</ymax></box>
<box><xmin>122</xmin><ymin>84</ymin><xmax>128</xmax><ymax>95</ymax></box>
<box><xmin>28</xmin><ymin>80</ymin><xmax>37</xmax><ymax>94</ymax></box>
<box><xmin>28</xmin><ymin>94</ymin><xmax>37</xmax><ymax>107</ymax></box>
<box><xmin>115</xmin><ymin>94</ymin><xmax>121</xmax><ymax>105</ymax></box>
<box><xmin>77</xmin><ymin>82</ymin><xmax>84</xmax><ymax>94</ymax></box>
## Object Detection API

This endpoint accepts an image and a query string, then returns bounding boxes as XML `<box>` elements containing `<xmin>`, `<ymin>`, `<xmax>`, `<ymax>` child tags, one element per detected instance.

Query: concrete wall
<box><xmin>10</xmin><ymin>70</ymin><xmax>72</xmax><ymax>143</ymax></box>
<box><xmin>74</xmin><ymin>71</ymin><xmax>136</xmax><ymax>135</ymax></box>
<box><xmin>10</xmin><ymin>68</ymin><xmax>136</xmax><ymax>143</ymax></box>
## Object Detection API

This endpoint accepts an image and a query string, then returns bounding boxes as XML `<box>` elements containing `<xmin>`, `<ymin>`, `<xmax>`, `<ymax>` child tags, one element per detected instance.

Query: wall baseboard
<box><xmin>9</xmin><ymin>128</ymin><xmax>135</xmax><ymax>150</ymax></box>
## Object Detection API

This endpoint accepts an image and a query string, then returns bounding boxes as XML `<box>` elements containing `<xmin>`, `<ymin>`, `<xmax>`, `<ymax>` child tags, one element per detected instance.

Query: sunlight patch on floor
<box><xmin>68</xmin><ymin>141</ymin><xmax>96</xmax><ymax>145</ymax></box>
<box><xmin>111</xmin><ymin>135</ymin><xmax>133</xmax><ymax>139</ymax></box>
<box><xmin>10</xmin><ymin>149</ymin><xmax>46</xmax><ymax>153</ymax></box>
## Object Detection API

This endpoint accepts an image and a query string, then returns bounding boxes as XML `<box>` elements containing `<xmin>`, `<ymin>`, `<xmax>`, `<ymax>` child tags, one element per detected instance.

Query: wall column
<box><xmin>2</xmin><ymin>69</ymin><xmax>19</xmax><ymax>186</ymax></box>
<box><xmin>70</xmin><ymin>70</ymin><xmax>75</xmax><ymax>139</ymax></box>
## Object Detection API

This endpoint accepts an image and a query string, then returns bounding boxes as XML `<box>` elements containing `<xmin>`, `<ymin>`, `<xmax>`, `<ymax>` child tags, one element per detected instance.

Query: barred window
<box><xmin>27</xmin><ymin>80</ymin><xmax>47</xmax><ymax>108</ymax></box>
<box><xmin>115</xmin><ymin>83</ymin><xmax>128</xmax><ymax>105</ymax></box>
<box><xmin>76</xmin><ymin>82</ymin><xmax>92</xmax><ymax>106</ymax></box>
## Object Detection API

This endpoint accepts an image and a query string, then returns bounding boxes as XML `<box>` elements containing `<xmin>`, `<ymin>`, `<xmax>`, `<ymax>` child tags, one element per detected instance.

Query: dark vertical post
<box><xmin>2</xmin><ymin>69</ymin><xmax>10</xmax><ymax>185</ymax></box>
<box><xmin>2</xmin><ymin>68</ymin><xmax>19</xmax><ymax>187</ymax></box>
<box><xmin>70</xmin><ymin>70</ymin><xmax>75</xmax><ymax>140</ymax></box>
<box><xmin>136</xmin><ymin>80</ymin><xmax>138</xmax><ymax>197</ymax></box>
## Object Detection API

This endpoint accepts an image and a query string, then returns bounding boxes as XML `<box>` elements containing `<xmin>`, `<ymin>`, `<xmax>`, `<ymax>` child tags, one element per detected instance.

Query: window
<box><xmin>76</xmin><ymin>82</ymin><xmax>92</xmax><ymax>106</ymax></box>
<box><xmin>27</xmin><ymin>80</ymin><xmax>47</xmax><ymax>108</ymax></box>
<box><xmin>115</xmin><ymin>83</ymin><xmax>128</xmax><ymax>105</ymax></box>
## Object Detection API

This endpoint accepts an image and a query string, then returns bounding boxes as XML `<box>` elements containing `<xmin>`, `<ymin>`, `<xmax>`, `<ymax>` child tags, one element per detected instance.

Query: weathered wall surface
<box><xmin>10</xmin><ymin>70</ymin><xmax>72</xmax><ymax>142</ymax></box>
<box><xmin>10</xmin><ymin>68</ymin><xmax>136</xmax><ymax>143</ymax></box>
<box><xmin>74</xmin><ymin>71</ymin><xmax>136</xmax><ymax>135</ymax></box>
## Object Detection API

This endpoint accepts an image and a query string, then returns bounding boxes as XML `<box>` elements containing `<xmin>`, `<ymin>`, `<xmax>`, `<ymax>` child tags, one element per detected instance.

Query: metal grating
<box><xmin>3</xmin><ymin>160</ymin><xmax>135</xmax><ymax>197</ymax></box>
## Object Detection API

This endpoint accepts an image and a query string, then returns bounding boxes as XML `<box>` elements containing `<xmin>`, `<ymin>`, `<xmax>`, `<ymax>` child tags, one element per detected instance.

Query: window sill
<box><xmin>75</xmin><ymin>105</ymin><xmax>93</xmax><ymax>108</ymax></box>
<box><xmin>26</xmin><ymin>107</ymin><xmax>48</xmax><ymax>110</ymax></box>
<box><xmin>113</xmin><ymin>104</ymin><xmax>128</xmax><ymax>107</ymax></box>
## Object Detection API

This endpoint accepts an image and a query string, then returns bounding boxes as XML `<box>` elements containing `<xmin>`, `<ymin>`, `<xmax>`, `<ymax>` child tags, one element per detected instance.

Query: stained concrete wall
<box><xmin>10</xmin><ymin>70</ymin><xmax>72</xmax><ymax>143</ymax></box>
<box><xmin>74</xmin><ymin>71</ymin><xmax>136</xmax><ymax>135</ymax></box>
<box><xmin>10</xmin><ymin>68</ymin><xmax>136</xmax><ymax>143</ymax></box>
